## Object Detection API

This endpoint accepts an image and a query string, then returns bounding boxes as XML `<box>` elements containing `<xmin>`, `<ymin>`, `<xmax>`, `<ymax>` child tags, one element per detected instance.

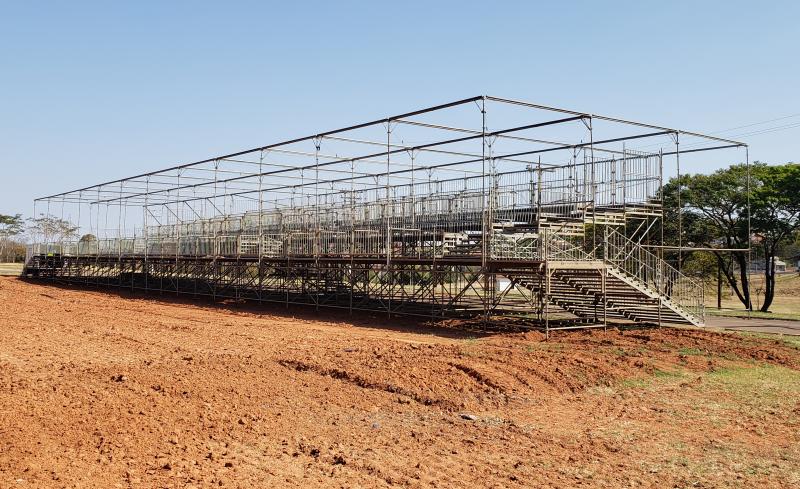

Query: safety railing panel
<box><xmin>604</xmin><ymin>228</ymin><xmax>704</xmax><ymax>322</ymax></box>
<box><xmin>489</xmin><ymin>232</ymin><xmax>539</xmax><ymax>260</ymax></box>
<box><xmin>238</xmin><ymin>234</ymin><xmax>260</xmax><ymax>256</ymax></box>
<box><xmin>540</xmin><ymin>229</ymin><xmax>590</xmax><ymax>261</ymax></box>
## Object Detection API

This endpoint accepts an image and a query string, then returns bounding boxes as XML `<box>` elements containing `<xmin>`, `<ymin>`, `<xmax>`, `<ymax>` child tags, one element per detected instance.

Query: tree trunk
<box><xmin>713</xmin><ymin>252</ymin><xmax>749</xmax><ymax>308</ymax></box>
<box><xmin>761</xmin><ymin>245</ymin><xmax>776</xmax><ymax>312</ymax></box>
<box><xmin>734</xmin><ymin>251</ymin><xmax>752</xmax><ymax>310</ymax></box>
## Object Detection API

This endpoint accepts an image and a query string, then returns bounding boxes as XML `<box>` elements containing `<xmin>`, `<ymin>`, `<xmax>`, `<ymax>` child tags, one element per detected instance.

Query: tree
<box><xmin>673</xmin><ymin>162</ymin><xmax>800</xmax><ymax>312</ymax></box>
<box><xmin>0</xmin><ymin>214</ymin><xmax>25</xmax><ymax>262</ymax></box>
<box><xmin>749</xmin><ymin>163</ymin><xmax>800</xmax><ymax>310</ymax></box>
<box><xmin>0</xmin><ymin>213</ymin><xmax>23</xmax><ymax>237</ymax></box>
<box><xmin>26</xmin><ymin>214</ymin><xmax>79</xmax><ymax>243</ymax></box>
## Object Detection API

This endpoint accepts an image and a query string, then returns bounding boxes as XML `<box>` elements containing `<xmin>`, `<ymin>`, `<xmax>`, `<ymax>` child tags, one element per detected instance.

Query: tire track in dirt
<box><xmin>278</xmin><ymin>359</ymin><xmax>453</xmax><ymax>409</ymax></box>
<box><xmin>448</xmin><ymin>362</ymin><xmax>507</xmax><ymax>392</ymax></box>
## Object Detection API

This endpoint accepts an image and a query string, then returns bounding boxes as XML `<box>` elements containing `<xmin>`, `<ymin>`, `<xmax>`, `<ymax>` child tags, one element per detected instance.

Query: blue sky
<box><xmin>1</xmin><ymin>1</ymin><xmax>798</xmax><ymax>215</ymax></box>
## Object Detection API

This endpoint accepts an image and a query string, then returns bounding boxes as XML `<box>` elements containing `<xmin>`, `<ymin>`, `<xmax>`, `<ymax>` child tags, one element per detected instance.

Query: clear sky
<box><xmin>1</xmin><ymin>1</ymin><xmax>798</xmax><ymax>216</ymax></box>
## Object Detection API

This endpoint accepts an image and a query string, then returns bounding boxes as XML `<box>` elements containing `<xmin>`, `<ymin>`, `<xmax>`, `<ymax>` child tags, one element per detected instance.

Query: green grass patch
<box><xmin>523</xmin><ymin>342</ymin><xmax>564</xmax><ymax>353</ymax></box>
<box><xmin>617</xmin><ymin>368</ymin><xmax>686</xmax><ymax>390</ymax></box>
<box><xmin>653</xmin><ymin>368</ymin><xmax>685</xmax><ymax>379</ymax></box>
<box><xmin>594</xmin><ymin>363</ymin><xmax>800</xmax><ymax>485</ymax></box>
<box><xmin>733</xmin><ymin>331</ymin><xmax>800</xmax><ymax>350</ymax></box>
<box><xmin>678</xmin><ymin>347</ymin><xmax>707</xmax><ymax>356</ymax></box>
<box><xmin>703</xmin><ymin>365</ymin><xmax>800</xmax><ymax>411</ymax></box>
<box><xmin>618</xmin><ymin>377</ymin><xmax>650</xmax><ymax>389</ymax></box>
<box><xmin>609</xmin><ymin>347</ymin><xmax>627</xmax><ymax>357</ymax></box>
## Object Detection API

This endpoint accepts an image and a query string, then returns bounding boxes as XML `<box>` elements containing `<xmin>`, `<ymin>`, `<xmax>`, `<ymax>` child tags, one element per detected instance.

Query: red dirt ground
<box><xmin>1</xmin><ymin>276</ymin><xmax>798</xmax><ymax>488</ymax></box>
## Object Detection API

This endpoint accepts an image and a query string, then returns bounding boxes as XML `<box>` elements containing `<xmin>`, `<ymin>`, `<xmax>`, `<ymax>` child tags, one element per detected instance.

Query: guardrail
<box><xmin>540</xmin><ymin>228</ymin><xmax>590</xmax><ymax>261</ymax></box>
<box><xmin>28</xmin><ymin>225</ymin><xmax>597</xmax><ymax>263</ymax></box>
<box><xmin>604</xmin><ymin>228</ymin><xmax>704</xmax><ymax>322</ymax></box>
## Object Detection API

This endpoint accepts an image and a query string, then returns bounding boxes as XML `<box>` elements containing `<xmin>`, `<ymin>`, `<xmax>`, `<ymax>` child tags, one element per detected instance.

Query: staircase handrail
<box><xmin>604</xmin><ymin>228</ymin><xmax>704</xmax><ymax>322</ymax></box>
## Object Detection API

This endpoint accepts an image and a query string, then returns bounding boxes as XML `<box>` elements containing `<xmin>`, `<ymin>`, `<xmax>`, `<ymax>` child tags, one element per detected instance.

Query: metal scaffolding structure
<box><xmin>25</xmin><ymin>95</ymin><xmax>748</xmax><ymax>332</ymax></box>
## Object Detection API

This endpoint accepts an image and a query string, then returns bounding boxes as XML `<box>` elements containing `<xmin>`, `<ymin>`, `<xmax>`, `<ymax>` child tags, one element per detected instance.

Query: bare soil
<box><xmin>1</xmin><ymin>277</ymin><xmax>798</xmax><ymax>488</ymax></box>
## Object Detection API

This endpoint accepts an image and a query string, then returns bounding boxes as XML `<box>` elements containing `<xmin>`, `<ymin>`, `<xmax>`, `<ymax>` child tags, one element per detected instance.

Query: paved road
<box><xmin>705</xmin><ymin>315</ymin><xmax>800</xmax><ymax>336</ymax></box>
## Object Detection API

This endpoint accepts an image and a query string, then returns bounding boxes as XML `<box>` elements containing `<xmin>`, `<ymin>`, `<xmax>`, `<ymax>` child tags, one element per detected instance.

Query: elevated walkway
<box><xmin>24</xmin><ymin>209</ymin><xmax>703</xmax><ymax>328</ymax></box>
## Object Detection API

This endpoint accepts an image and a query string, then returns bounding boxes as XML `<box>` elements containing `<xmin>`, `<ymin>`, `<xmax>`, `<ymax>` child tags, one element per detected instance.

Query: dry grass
<box><xmin>707</xmin><ymin>272</ymin><xmax>800</xmax><ymax>320</ymax></box>
<box><xmin>591</xmin><ymin>362</ymin><xmax>800</xmax><ymax>486</ymax></box>
<box><xmin>0</xmin><ymin>263</ymin><xmax>23</xmax><ymax>276</ymax></box>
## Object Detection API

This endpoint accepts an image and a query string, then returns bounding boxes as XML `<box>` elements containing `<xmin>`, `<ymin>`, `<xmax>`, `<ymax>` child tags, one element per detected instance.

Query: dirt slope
<box><xmin>0</xmin><ymin>277</ymin><xmax>798</xmax><ymax>488</ymax></box>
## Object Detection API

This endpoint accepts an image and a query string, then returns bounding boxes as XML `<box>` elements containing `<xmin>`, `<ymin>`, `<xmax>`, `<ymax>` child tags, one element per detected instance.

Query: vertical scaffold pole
<box><xmin>622</xmin><ymin>143</ymin><xmax>627</xmax><ymax>236</ymax></box>
<box><xmin>212</xmin><ymin>162</ymin><xmax>219</xmax><ymax>301</ymax></box>
<box><xmin>536</xmin><ymin>155</ymin><xmax>542</xmax><ymax>240</ymax></box>
<box><xmin>118</xmin><ymin>180</ymin><xmax>123</xmax><ymax>287</ymax></box>
<box><xmin>258</xmin><ymin>149</ymin><xmax>264</xmax><ymax>302</ymax></box>
<box><xmin>76</xmin><ymin>192</ymin><xmax>82</xmax><ymax>261</ymax></box>
<box><xmin>176</xmin><ymin>170</ymin><xmax>181</xmax><ymax>296</ymax></box>
<box><xmin>545</xmin><ymin>265</ymin><xmax>551</xmax><ymax>340</ymax></box>
<box><xmin>602</xmin><ymin>225</ymin><xmax>608</xmax><ymax>331</ymax></box>
<box><xmin>537</xmin><ymin>156</ymin><xmax>545</xmax><ymax>329</ymax></box>
<box><xmin>95</xmin><ymin>189</ymin><xmax>101</xmax><ymax>280</ymax></box>
<box><xmin>589</xmin><ymin>116</ymin><xmax>596</xmax><ymax>258</ymax></box>
<box><xmin>103</xmin><ymin>198</ymin><xmax>109</xmax><ymax>285</ymax></box>
<box><xmin>674</xmin><ymin>132</ymin><xmax>682</xmax><ymax>273</ymax></box>
<box><xmin>602</xmin><ymin>266</ymin><xmax>607</xmax><ymax>331</ymax></box>
<box><xmin>122</xmin><ymin>192</ymin><xmax>130</xmax><ymax>290</ymax></box>
<box><xmin>44</xmin><ymin>199</ymin><xmax>51</xmax><ymax>252</ymax></box>
<box><xmin>746</xmin><ymin>145</ymin><xmax>752</xmax><ymax>317</ymax></box>
<box><xmin>658</xmin><ymin>149</ymin><xmax>663</xmax><ymax>328</ymax></box>
<box><xmin>480</xmin><ymin>97</ymin><xmax>489</xmax><ymax>324</ymax></box>
<box><xmin>314</xmin><ymin>138</ymin><xmax>321</xmax><ymax>312</ymax></box>
<box><xmin>30</xmin><ymin>200</ymin><xmax>37</xmax><ymax>262</ymax></box>
<box><xmin>349</xmin><ymin>159</ymin><xmax>355</xmax><ymax>316</ymax></box>
<box><xmin>386</xmin><ymin>120</ymin><xmax>393</xmax><ymax>318</ymax></box>
<box><xmin>144</xmin><ymin>176</ymin><xmax>149</xmax><ymax>292</ymax></box>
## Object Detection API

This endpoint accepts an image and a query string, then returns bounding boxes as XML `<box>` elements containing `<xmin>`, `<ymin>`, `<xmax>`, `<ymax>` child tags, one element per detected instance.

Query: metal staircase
<box><xmin>602</xmin><ymin>228</ymin><xmax>704</xmax><ymax>325</ymax></box>
<box><xmin>502</xmin><ymin>228</ymin><xmax>704</xmax><ymax>326</ymax></box>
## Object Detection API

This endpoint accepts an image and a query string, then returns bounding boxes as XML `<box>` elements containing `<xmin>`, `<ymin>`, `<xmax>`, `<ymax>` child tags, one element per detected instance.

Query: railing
<box><xmin>603</xmin><ymin>228</ymin><xmax>704</xmax><ymax>322</ymax></box>
<box><xmin>27</xmin><ymin>227</ymin><xmax>588</xmax><ymax>263</ymax></box>
<box><xmin>540</xmin><ymin>228</ymin><xmax>590</xmax><ymax>261</ymax></box>
<box><xmin>489</xmin><ymin>232</ymin><xmax>539</xmax><ymax>259</ymax></box>
<box><xmin>28</xmin><ymin>232</ymin><xmax>388</xmax><ymax>260</ymax></box>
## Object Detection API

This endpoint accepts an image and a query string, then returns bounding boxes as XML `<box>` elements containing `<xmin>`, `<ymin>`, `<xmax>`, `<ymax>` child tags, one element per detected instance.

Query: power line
<box><xmin>676</xmin><ymin>121</ymin><xmax>800</xmax><ymax>151</ymax></box>
<box><xmin>727</xmin><ymin>121</ymin><xmax>800</xmax><ymax>139</ymax></box>
<box><xmin>631</xmin><ymin>112</ymin><xmax>800</xmax><ymax>152</ymax></box>
<box><xmin>708</xmin><ymin>113</ymin><xmax>800</xmax><ymax>135</ymax></box>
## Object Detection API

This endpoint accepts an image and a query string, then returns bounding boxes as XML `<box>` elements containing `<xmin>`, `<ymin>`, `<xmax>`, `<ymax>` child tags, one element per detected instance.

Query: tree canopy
<box><xmin>26</xmin><ymin>214</ymin><xmax>79</xmax><ymax>243</ymax></box>
<box><xmin>671</xmin><ymin>162</ymin><xmax>800</xmax><ymax>311</ymax></box>
<box><xmin>0</xmin><ymin>213</ymin><xmax>24</xmax><ymax>237</ymax></box>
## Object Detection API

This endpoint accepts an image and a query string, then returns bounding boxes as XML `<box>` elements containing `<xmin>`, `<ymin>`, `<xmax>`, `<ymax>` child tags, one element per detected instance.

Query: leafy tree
<box><xmin>749</xmin><ymin>163</ymin><xmax>800</xmax><ymax>310</ymax></box>
<box><xmin>26</xmin><ymin>214</ymin><xmax>79</xmax><ymax>243</ymax></box>
<box><xmin>0</xmin><ymin>213</ymin><xmax>24</xmax><ymax>237</ymax></box>
<box><xmin>0</xmin><ymin>214</ymin><xmax>25</xmax><ymax>262</ymax></box>
<box><xmin>671</xmin><ymin>162</ymin><xmax>800</xmax><ymax>312</ymax></box>
<box><xmin>658</xmin><ymin>184</ymin><xmax>718</xmax><ymax>271</ymax></box>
